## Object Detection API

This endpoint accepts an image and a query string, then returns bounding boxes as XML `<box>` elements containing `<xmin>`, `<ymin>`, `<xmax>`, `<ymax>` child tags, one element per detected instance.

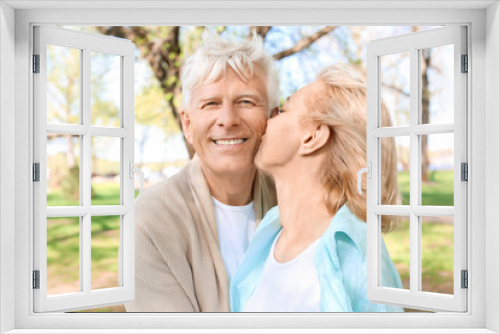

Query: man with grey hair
<box><xmin>125</xmin><ymin>32</ymin><xmax>278</xmax><ymax>312</ymax></box>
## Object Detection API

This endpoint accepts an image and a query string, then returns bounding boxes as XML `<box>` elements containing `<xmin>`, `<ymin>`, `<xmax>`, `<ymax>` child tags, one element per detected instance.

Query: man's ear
<box><xmin>298</xmin><ymin>124</ymin><xmax>331</xmax><ymax>156</ymax></box>
<box><xmin>180</xmin><ymin>110</ymin><xmax>193</xmax><ymax>145</ymax></box>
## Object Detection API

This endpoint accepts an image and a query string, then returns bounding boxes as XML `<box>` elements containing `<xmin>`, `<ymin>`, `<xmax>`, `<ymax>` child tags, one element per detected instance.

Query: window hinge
<box><xmin>461</xmin><ymin>270</ymin><xmax>468</xmax><ymax>289</ymax></box>
<box><xmin>461</xmin><ymin>54</ymin><xmax>468</xmax><ymax>73</ymax></box>
<box><xmin>33</xmin><ymin>54</ymin><xmax>40</xmax><ymax>73</ymax></box>
<box><xmin>461</xmin><ymin>162</ymin><xmax>468</xmax><ymax>181</ymax></box>
<box><xmin>33</xmin><ymin>270</ymin><xmax>40</xmax><ymax>289</ymax></box>
<box><xmin>33</xmin><ymin>163</ymin><xmax>40</xmax><ymax>182</ymax></box>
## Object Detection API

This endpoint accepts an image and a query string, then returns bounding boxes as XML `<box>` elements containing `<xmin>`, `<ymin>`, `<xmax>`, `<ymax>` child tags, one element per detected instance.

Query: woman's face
<box><xmin>255</xmin><ymin>81</ymin><xmax>324</xmax><ymax>174</ymax></box>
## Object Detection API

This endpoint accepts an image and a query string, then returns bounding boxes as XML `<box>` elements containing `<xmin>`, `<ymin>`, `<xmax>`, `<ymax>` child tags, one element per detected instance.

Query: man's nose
<box><xmin>216</xmin><ymin>103</ymin><xmax>241</xmax><ymax>128</ymax></box>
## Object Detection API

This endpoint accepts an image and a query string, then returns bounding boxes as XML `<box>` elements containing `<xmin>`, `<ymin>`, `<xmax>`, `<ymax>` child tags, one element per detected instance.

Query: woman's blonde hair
<box><xmin>306</xmin><ymin>64</ymin><xmax>399</xmax><ymax>232</ymax></box>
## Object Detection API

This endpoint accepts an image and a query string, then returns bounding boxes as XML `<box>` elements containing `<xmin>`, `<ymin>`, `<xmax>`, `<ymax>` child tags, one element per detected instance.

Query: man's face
<box><xmin>181</xmin><ymin>68</ymin><xmax>269</xmax><ymax>178</ymax></box>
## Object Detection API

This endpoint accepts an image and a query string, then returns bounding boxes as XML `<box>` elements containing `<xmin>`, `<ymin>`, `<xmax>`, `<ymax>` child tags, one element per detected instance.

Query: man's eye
<box><xmin>270</xmin><ymin>108</ymin><xmax>283</xmax><ymax>118</ymax></box>
<box><xmin>203</xmin><ymin>102</ymin><xmax>218</xmax><ymax>108</ymax></box>
<box><xmin>239</xmin><ymin>100</ymin><xmax>254</xmax><ymax>106</ymax></box>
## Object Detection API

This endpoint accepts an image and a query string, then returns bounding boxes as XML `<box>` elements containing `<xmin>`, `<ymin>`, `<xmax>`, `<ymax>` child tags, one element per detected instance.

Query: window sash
<box><xmin>33</xmin><ymin>25</ymin><xmax>136</xmax><ymax>313</ymax></box>
<box><xmin>366</xmin><ymin>25</ymin><xmax>468</xmax><ymax>312</ymax></box>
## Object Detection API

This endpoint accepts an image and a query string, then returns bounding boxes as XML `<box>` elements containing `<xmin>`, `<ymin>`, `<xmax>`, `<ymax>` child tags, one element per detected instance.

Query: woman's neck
<box><xmin>272</xmin><ymin>163</ymin><xmax>336</xmax><ymax>262</ymax></box>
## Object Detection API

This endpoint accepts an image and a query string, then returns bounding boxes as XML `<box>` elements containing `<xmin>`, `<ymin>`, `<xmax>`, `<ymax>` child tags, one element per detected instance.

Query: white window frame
<box><xmin>1</xmin><ymin>1</ymin><xmax>499</xmax><ymax>333</ymax></box>
<box><xmin>33</xmin><ymin>25</ymin><xmax>136</xmax><ymax>312</ymax></box>
<box><xmin>366</xmin><ymin>26</ymin><xmax>468</xmax><ymax>312</ymax></box>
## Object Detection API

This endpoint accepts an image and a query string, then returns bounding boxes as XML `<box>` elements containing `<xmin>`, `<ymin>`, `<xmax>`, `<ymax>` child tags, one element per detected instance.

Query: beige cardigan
<box><xmin>125</xmin><ymin>156</ymin><xmax>277</xmax><ymax>312</ymax></box>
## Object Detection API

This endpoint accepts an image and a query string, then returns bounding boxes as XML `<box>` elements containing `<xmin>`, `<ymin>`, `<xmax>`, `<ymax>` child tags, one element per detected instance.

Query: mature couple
<box><xmin>126</xmin><ymin>32</ymin><xmax>403</xmax><ymax>313</ymax></box>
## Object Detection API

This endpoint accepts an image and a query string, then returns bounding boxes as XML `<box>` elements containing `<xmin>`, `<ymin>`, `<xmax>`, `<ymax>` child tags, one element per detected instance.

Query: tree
<box><xmin>47</xmin><ymin>45</ymin><xmax>119</xmax><ymax>198</ymax></box>
<box><xmin>412</xmin><ymin>26</ymin><xmax>432</xmax><ymax>182</ymax></box>
<box><xmin>47</xmin><ymin>45</ymin><xmax>80</xmax><ymax>170</ymax></box>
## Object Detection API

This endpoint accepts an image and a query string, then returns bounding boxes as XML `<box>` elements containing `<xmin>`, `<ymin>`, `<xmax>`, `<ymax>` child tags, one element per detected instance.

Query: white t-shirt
<box><xmin>213</xmin><ymin>197</ymin><xmax>256</xmax><ymax>281</ymax></box>
<box><xmin>243</xmin><ymin>231</ymin><xmax>322</xmax><ymax>312</ymax></box>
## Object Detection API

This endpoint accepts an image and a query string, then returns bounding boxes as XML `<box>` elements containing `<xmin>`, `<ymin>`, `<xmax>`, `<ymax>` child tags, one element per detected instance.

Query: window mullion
<box><xmin>81</xmin><ymin>47</ymin><xmax>92</xmax><ymax>295</ymax></box>
<box><xmin>409</xmin><ymin>47</ymin><xmax>420</xmax><ymax>295</ymax></box>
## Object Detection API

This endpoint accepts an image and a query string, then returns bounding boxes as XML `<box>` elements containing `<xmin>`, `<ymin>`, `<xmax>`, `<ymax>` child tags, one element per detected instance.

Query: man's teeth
<box><xmin>214</xmin><ymin>139</ymin><xmax>245</xmax><ymax>145</ymax></box>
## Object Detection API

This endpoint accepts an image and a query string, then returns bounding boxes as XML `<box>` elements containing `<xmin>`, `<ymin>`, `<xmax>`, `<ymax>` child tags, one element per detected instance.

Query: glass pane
<box><xmin>420</xmin><ymin>45</ymin><xmax>454</xmax><ymax>125</ymax></box>
<box><xmin>91</xmin><ymin>137</ymin><xmax>121</xmax><ymax>205</ymax></box>
<box><xmin>47</xmin><ymin>217</ymin><xmax>80</xmax><ymax>295</ymax></box>
<box><xmin>381</xmin><ymin>136</ymin><xmax>409</xmax><ymax>205</ymax></box>
<box><xmin>380</xmin><ymin>51</ymin><xmax>410</xmax><ymax>127</ymax></box>
<box><xmin>421</xmin><ymin>133</ymin><xmax>454</xmax><ymax>206</ymax></box>
<box><xmin>91</xmin><ymin>52</ymin><xmax>121</xmax><ymax>127</ymax></box>
<box><xmin>47</xmin><ymin>134</ymin><xmax>80</xmax><ymax>206</ymax></box>
<box><xmin>91</xmin><ymin>215</ymin><xmax>120</xmax><ymax>290</ymax></box>
<box><xmin>46</xmin><ymin>44</ymin><xmax>80</xmax><ymax>124</ymax></box>
<box><xmin>421</xmin><ymin>216</ymin><xmax>454</xmax><ymax>294</ymax></box>
<box><xmin>380</xmin><ymin>215</ymin><xmax>409</xmax><ymax>290</ymax></box>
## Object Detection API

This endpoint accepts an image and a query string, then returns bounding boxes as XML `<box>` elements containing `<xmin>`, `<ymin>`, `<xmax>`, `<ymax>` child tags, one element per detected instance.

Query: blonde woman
<box><xmin>230</xmin><ymin>64</ymin><xmax>403</xmax><ymax>312</ymax></box>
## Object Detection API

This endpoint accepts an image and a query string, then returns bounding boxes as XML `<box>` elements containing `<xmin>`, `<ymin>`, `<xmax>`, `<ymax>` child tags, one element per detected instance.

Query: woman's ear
<box><xmin>180</xmin><ymin>110</ymin><xmax>193</xmax><ymax>145</ymax></box>
<box><xmin>298</xmin><ymin>124</ymin><xmax>331</xmax><ymax>156</ymax></box>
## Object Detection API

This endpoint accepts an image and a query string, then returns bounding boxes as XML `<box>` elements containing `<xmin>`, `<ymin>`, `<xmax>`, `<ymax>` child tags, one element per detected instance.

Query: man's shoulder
<box><xmin>134</xmin><ymin>164</ymin><xmax>196</xmax><ymax>229</ymax></box>
<box><xmin>136</xmin><ymin>165</ymin><xmax>191</xmax><ymax>203</ymax></box>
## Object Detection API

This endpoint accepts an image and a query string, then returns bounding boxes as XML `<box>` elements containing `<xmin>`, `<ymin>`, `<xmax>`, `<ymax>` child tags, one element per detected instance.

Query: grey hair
<box><xmin>181</xmin><ymin>31</ymin><xmax>280</xmax><ymax>113</ymax></box>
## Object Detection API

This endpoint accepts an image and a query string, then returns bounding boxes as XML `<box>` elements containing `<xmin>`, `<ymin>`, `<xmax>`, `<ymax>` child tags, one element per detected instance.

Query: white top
<box><xmin>243</xmin><ymin>231</ymin><xmax>322</xmax><ymax>312</ymax></box>
<box><xmin>213</xmin><ymin>197</ymin><xmax>256</xmax><ymax>281</ymax></box>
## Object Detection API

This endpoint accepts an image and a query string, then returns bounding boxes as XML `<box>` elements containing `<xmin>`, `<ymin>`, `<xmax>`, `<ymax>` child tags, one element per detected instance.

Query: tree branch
<box><xmin>250</xmin><ymin>26</ymin><xmax>272</xmax><ymax>39</ymax></box>
<box><xmin>273</xmin><ymin>26</ymin><xmax>337</xmax><ymax>60</ymax></box>
<box><xmin>381</xmin><ymin>83</ymin><xmax>410</xmax><ymax>97</ymax></box>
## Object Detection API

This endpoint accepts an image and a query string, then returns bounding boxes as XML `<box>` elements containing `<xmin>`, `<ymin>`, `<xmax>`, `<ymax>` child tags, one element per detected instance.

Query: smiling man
<box><xmin>125</xmin><ymin>33</ymin><xmax>278</xmax><ymax>312</ymax></box>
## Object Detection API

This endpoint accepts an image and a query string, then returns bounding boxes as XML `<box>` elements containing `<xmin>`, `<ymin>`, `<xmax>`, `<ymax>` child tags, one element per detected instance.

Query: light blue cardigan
<box><xmin>230</xmin><ymin>205</ymin><xmax>404</xmax><ymax>312</ymax></box>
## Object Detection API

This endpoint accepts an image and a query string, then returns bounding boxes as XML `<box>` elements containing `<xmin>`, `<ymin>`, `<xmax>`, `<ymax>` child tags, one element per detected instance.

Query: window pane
<box><xmin>47</xmin><ymin>134</ymin><xmax>80</xmax><ymax>206</ymax></box>
<box><xmin>421</xmin><ymin>133</ymin><xmax>454</xmax><ymax>206</ymax></box>
<box><xmin>91</xmin><ymin>52</ymin><xmax>121</xmax><ymax>127</ymax></box>
<box><xmin>91</xmin><ymin>137</ymin><xmax>121</xmax><ymax>205</ymax></box>
<box><xmin>380</xmin><ymin>51</ymin><xmax>410</xmax><ymax>127</ymax></box>
<box><xmin>381</xmin><ymin>136</ymin><xmax>410</xmax><ymax>205</ymax></box>
<box><xmin>420</xmin><ymin>45</ymin><xmax>454</xmax><ymax>125</ymax></box>
<box><xmin>421</xmin><ymin>216</ymin><xmax>454</xmax><ymax>294</ymax></box>
<box><xmin>381</xmin><ymin>215</ymin><xmax>409</xmax><ymax>290</ymax></box>
<box><xmin>91</xmin><ymin>215</ymin><xmax>120</xmax><ymax>290</ymax></box>
<box><xmin>47</xmin><ymin>217</ymin><xmax>80</xmax><ymax>295</ymax></box>
<box><xmin>46</xmin><ymin>44</ymin><xmax>80</xmax><ymax>124</ymax></box>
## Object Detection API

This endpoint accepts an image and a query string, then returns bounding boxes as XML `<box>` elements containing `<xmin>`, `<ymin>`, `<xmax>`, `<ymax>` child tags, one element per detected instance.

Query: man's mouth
<box><xmin>213</xmin><ymin>138</ymin><xmax>247</xmax><ymax>145</ymax></box>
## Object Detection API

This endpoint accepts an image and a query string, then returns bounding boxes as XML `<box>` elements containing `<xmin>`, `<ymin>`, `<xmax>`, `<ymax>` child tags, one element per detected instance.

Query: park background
<box><xmin>45</xmin><ymin>26</ymin><xmax>454</xmax><ymax>312</ymax></box>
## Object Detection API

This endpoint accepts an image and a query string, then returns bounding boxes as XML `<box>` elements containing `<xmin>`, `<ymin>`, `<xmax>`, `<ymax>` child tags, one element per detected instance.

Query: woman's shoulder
<box><xmin>325</xmin><ymin>205</ymin><xmax>367</xmax><ymax>260</ymax></box>
<box><xmin>255</xmin><ymin>205</ymin><xmax>281</xmax><ymax>234</ymax></box>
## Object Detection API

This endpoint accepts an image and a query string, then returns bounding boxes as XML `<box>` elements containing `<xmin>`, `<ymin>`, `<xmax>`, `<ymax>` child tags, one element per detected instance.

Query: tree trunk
<box><xmin>412</xmin><ymin>26</ymin><xmax>431</xmax><ymax>182</ymax></box>
<box><xmin>421</xmin><ymin>51</ymin><xmax>432</xmax><ymax>182</ymax></box>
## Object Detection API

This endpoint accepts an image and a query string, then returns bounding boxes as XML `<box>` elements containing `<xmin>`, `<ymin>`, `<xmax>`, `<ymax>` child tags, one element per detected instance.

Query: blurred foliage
<box><xmin>135</xmin><ymin>81</ymin><xmax>180</xmax><ymax>137</ymax></box>
<box><xmin>46</xmin><ymin>45</ymin><xmax>80</xmax><ymax>124</ymax></box>
<box><xmin>60</xmin><ymin>166</ymin><xmax>80</xmax><ymax>200</ymax></box>
<box><xmin>59</xmin><ymin>166</ymin><xmax>97</xmax><ymax>200</ymax></box>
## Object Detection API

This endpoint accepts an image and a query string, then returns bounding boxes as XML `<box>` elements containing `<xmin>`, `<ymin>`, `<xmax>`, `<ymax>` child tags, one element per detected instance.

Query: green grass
<box><xmin>397</xmin><ymin>170</ymin><xmax>454</xmax><ymax>206</ymax></box>
<box><xmin>383</xmin><ymin>219</ymin><xmax>454</xmax><ymax>294</ymax></box>
<box><xmin>384</xmin><ymin>170</ymin><xmax>455</xmax><ymax>295</ymax></box>
<box><xmin>47</xmin><ymin>183</ymin><xmax>133</xmax><ymax>311</ymax></box>
<box><xmin>48</xmin><ymin>171</ymin><xmax>455</xmax><ymax>311</ymax></box>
